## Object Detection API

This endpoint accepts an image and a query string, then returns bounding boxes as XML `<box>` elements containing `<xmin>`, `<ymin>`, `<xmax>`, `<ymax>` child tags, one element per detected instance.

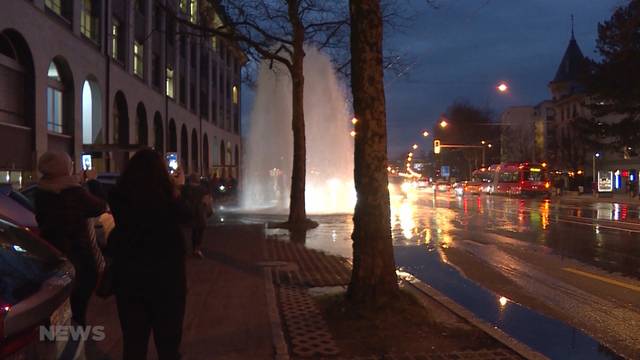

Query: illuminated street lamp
<box><xmin>408</xmin><ymin>152</ymin><xmax>413</xmax><ymax>157</ymax></box>
<box><xmin>440</xmin><ymin>120</ymin><xmax>448</xmax><ymax>128</ymax></box>
<box><xmin>351</xmin><ymin>117</ymin><xmax>358</xmax><ymax>125</ymax></box>
<box><xmin>497</xmin><ymin>82</ymin><xmax>509</xmax><ymax>93</ymax></box>
<box><xmin>422</xmin><ymin>131</ymin><xmax>429</xmax><ymax>137</ymax></box>
<box><xmin>412</xmin><ymin>144</ymin><xmax>418</xmax><ymax>150</ymax></box>
<box><xmin>481</xmin><ymin>140</ymin><xmax>486</xmax><ymax>145</ymax></box>
<box><xmin>350</xmin><ymin>130</ymin><xmax>356</xmax><ymax>137</ymax></box>
<box><xmin>487</xmin><ymin>143</ymin><xmax>492</xmax><ymax>148</ymax></box>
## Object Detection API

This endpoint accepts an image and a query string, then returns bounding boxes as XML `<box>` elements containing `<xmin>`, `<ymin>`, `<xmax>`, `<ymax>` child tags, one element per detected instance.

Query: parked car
<box><xmin>0</xmin><ymin>184</ymin><xmax>34</xmax><ymax>213</ymax></box>
<box><xmin>95</xmin><ymin>172</ymin><xmax>119</xmax><ymax>195</ymax></box>
<box><xmin>0</xmin><ymin>215</ymin><xmax>74</xmax><ymax>359</ymax></box>
<box><xmin>0</xmin><ymin>193</ymin><xmax>38</xmax><ymax>231</ymax></box>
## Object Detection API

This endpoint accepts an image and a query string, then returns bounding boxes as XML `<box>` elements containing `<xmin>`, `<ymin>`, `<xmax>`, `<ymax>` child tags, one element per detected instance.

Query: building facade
<box><xmin>0</xmin><ymin>0</ymin><xmax>244</xmax><ymax>188</ymax></box>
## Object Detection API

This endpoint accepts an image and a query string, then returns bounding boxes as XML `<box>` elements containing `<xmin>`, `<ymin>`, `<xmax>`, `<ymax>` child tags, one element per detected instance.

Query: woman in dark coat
<box><xmin>107</xmin><ymin>149</ymin><xmax>192</xmax><ymax>360</ymax></box>
<box><xmin>34</xmin><ymin>151</ymin><xmax>107</xmax><ymax>325</ymax></box>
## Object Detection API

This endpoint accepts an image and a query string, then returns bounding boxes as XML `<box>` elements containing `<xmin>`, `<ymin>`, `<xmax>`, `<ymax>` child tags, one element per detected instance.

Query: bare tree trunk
<box><xmin>347</xmin><ymin>0</ymin><xmax>399</xmax><ymax>305</ymax></box>
<box><xmin>285</xmin><ymin>0</ymin><xmax>316</xmax><ymax>228</ymax></box>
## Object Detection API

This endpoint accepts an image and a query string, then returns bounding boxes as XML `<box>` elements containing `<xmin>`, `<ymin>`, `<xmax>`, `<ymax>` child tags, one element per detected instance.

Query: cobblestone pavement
<box><xmin>266</xmin><ymin>235</ymin><xmax>352</xmax><ymax>287</ymax></box>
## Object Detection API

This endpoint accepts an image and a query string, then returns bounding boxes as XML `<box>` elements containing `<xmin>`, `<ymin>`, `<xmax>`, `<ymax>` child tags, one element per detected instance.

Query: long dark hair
<box><xmin>116</xmin><ymin>149</ymin><xmax>174</xmax><ymax>208</ymax></box>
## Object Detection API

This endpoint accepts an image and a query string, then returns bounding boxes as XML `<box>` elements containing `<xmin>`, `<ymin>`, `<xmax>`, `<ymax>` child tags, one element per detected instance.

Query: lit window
<box><xmin>166</xmin><ymin>67</ymin><xmax>174</xmax><ymax>98</ymax></box>
<box><xmin>45</xmin><ymin>0</ymin><xmax>62</xmax><ymax>16</ymax></box>
<box><xmin>232</xmin><ymin>85</ymin><xmax>238</xmax><ymax>104</ymax></box>
<box><xmin>47</xmin><ymin>62</ymin><xmax>61</xmax><ymax>81</ymax></box>
<box><xmin>180</xmin><ymin>0</ymin><xmax>188</xmax><ymax>13</ymax></box>
<box><xmin>47</xmin><ymin>62</ymin><xmax>64</xmax><ymax>134</ymax></box>
<box><xmin>47</xmin><ymin>88</ymin><xmax>63</xmax><ymax>133</ymax></box>
<box><xmin>80</xmin><ymin>0</ymin><xmax>95</xmax><ymax>40</ymax></box>
<box><xmin>134</xmin><ymin>41</ymin><xmax>144</xmax><ymax>78</ymax></box>
<box><xmin>112</xmin><ymin>19</ymin><xmax>120</xmax><ymax>60</ymax></box>
<box><xmin>189</xmin><ymin>0</ymin><xmax>197</xmax><ymax>23</ymax></box>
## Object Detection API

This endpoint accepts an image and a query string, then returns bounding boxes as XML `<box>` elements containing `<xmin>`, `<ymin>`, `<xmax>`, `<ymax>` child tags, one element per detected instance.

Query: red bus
<box><xmin>490</xmin><ymin>163</ymin><xmax>551</xmax><ymax>196</ymax></box>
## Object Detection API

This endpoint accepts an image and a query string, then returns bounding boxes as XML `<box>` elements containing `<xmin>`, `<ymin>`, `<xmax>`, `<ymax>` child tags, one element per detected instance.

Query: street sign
<box><xmin>441</xmin><ymin>165</ymin><xmax>450</xmax><ymax>178</ymax></box>
<box><xmin>597</xmin><ymin>171</ymin><xmax>613</xmax><ymax>192</ymax></box>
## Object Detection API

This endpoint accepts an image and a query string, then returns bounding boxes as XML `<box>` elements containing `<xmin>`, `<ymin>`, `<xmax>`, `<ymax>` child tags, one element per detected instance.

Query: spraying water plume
<box><xmin>241</xmin><ymin>46</ymin><xmax>355</xmax><ymax>214</ymax></box>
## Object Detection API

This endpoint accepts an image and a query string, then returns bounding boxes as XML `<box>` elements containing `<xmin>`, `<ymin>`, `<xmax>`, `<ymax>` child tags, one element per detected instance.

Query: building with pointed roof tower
<box><xmin>499</xmin><ymin>18</ymin><xmax>638</xmax><ymax>193</ymax></box>
<box><xmin>546</xmin><ymin>26</ymin><xmax>591</xmax><ymax>171</ymax></box>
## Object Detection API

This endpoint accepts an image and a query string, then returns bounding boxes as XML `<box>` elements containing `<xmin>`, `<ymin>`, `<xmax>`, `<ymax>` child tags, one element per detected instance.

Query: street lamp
<box><xmin>487</xmin><ymin>143</ymin><xmax>492</xmax><ymax>148</ymax></box>
<box><xmin>481</xmin><ymin>140</ymin><xmax>486</xmax><ymax>145</ymax></box>
<box><xmin>412</xmin><ymin>144</ymin><xmax>418</xmax><ymax>150</ymax></box>
<box><xmin>440</xmin><ymin>120</ymin><xmax>448</xmax><ymax>128</ymax></box>
<box><xmin>422</xmin><ymin>131</ymin><xmax>429</xmax><ymax>137</ymax></box>
<box><xmin>497</xmin><ymin>82</ymin><xmax>509</xmax><ymax>93</ymax></box>
<box><xmin>350</xmin><ymin>130</ymin><xmax>356</xmax><ymax>137</ymax></box>
<box><xmin>351</xmin><ymin>117</ymin><xmax>358</xmax><ymax>125</ymax></box>
<box><xmin>593</xmin><ymin>152</ymin><xmax>600</xmax><ymax>197</ymax></box>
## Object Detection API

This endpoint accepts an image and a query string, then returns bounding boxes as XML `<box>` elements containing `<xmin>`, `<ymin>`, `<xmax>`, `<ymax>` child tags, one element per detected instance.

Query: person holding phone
<box><xmin>34</xmin><ymin>151</ymin><xmax>107</xmax><ymax>326</ymax></box>
<box><xmin>106</xmin><ymin>149</ymin><xmax>192</xmax><ymax>359</ymax></box>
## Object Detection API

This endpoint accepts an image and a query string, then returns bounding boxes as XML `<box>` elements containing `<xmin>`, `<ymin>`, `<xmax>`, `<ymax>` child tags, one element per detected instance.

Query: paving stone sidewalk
<box><xmin>264</xmin><ymin>235</ymin><xmax>523</xmax><ymax>360</ymax></box>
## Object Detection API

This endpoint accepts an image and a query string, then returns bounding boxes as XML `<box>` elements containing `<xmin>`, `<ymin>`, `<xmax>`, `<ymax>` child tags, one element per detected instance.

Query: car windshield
<box><xmin>0</xmin><ymin>220</ymin><xmax>63</xmax><ymax>304</ymax></box>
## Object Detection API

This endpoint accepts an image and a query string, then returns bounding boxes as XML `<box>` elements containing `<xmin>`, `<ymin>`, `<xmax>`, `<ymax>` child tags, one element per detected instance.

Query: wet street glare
<box><xmin>225</xmin><ymin>186</ymin><xmax>640</xmax><ymax>359</ymax></box>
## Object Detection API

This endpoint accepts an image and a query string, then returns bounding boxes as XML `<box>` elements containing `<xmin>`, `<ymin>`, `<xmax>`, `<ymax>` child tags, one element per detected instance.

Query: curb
<box><xmin>264</xmin><ymin>268</ymin><xmax>290</xmax><ymax>360</ymax></box>
<box><xmin>260</xmin><ymin>225</ymin><xmax>290</xmax><ymax>360</ymax></box>
<box><xmin>402</xmin><ymin>278</ymin><xmax>548</xmax><ymax>360</ymax></box>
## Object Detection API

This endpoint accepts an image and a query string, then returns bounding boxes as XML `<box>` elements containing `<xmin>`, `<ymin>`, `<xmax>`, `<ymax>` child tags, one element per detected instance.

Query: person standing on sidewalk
<box><xmin>107</xmin><ymin>149</ymin><xmax>192</xmax><ymax>360</ymax></box>
<box><xmin>182</xmin><ymin>173</ymin><xmax>212</xmax><ymax>258</ymax></box>
<box><xmin>34</xmin><ymin>151</ymin><xmax>107</xmax><ymax>325</ymax></box>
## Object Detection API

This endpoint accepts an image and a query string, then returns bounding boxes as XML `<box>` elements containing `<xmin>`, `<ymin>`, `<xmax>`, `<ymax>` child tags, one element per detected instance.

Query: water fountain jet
<box><xmin>241</xmin><ymin>46</ymin><xmax>355</xmax><ymax>215</ymax></box>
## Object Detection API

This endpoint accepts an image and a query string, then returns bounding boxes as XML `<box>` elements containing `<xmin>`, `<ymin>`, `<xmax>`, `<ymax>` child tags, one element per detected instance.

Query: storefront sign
<box><xmin>597</xmin><ymin>171</ymin><xmax>613</xmax><ymax>192</ymax></box>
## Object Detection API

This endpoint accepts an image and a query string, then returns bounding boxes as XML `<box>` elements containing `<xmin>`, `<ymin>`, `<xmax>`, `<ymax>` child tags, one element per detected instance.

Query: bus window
<box><xmin>523</xmin><ymin>169</ymin><xmax>546</xmax><ymax>181</ymax></box>
<box><xmin>499</xmin><ymin>171</ymin><xmax>519</xmax><ymax>183</ymax></box>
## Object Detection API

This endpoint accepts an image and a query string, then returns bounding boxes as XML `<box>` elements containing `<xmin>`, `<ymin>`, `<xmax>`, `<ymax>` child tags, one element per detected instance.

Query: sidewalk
<box><xmin>87</xmin><ymin>224</ymin><xmax>274</xmax><ymax>360</ymax></box>
<box><xmin>557</xmin><ymin>191</ymin><xmax>640</xmax><ymax>206</ymax></box>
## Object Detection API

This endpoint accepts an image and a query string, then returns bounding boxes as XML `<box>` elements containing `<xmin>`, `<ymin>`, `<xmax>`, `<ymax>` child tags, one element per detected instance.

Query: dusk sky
<box><xmin>242</xmin><ymin>0</ymin><xmax>626</xmax><ymax>158</ymax></box>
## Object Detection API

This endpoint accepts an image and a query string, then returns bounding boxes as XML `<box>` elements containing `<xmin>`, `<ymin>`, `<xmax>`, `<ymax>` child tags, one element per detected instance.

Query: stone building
<box><xmin>0</xmin><ymin>0</ymin><xmax>244</xmax><ymax>188</ymax></box>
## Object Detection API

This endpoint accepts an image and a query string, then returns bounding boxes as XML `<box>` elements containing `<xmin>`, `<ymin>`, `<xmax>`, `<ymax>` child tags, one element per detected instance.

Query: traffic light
<box><xmin>434</xmin><ymin>140</ymin><xmax>441</xmax><ymax>154</ymax></box>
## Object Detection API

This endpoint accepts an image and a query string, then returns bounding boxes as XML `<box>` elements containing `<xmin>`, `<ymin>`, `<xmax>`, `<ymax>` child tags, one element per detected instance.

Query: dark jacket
<box><xmin>107</xmin><ymin>187</ymin><xmax>192</xmax><ymax>295</ymax></box>
<box><xmin>181</xmin><ymin>183</ymin><xmax>208</xmax><ymax>228</ymax></box>
<box><xmin>35</xmin><ymin>185</ymin><xmax>106</xmax><ymax>263</ymax></box>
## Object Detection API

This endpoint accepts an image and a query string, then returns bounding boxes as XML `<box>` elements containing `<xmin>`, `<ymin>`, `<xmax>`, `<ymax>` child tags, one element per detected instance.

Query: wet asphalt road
<box><xmin>387</xmin><ymin>189</ymin><xmax>640</xmax><ymax>359</ymax></box>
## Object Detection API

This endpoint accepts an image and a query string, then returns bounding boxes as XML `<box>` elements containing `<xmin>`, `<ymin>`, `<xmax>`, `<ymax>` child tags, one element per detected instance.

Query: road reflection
<box><xmin>389</xmin><ymin>186</ymin><xmax>640</xmax><ymax>279</ymax></box>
